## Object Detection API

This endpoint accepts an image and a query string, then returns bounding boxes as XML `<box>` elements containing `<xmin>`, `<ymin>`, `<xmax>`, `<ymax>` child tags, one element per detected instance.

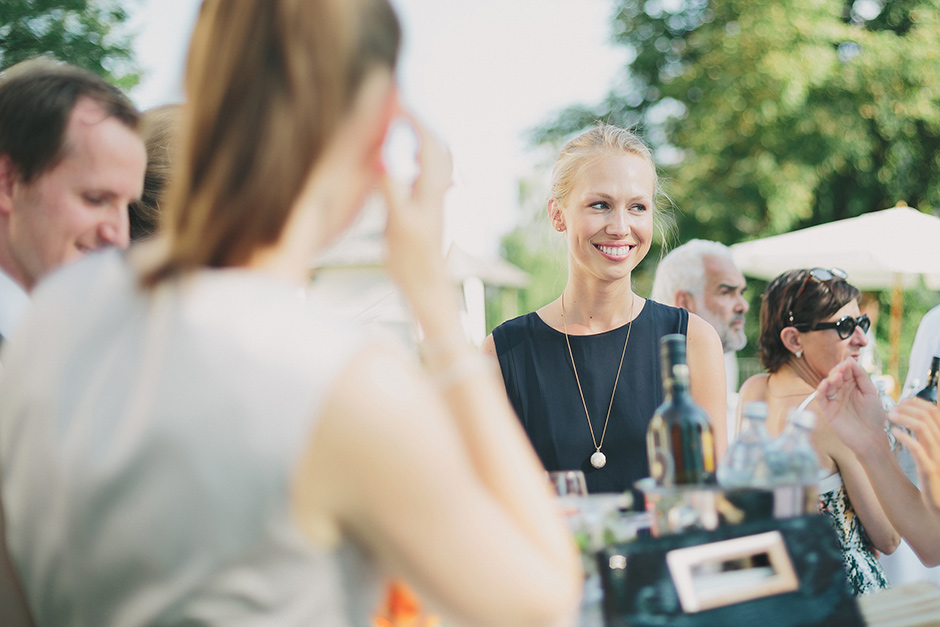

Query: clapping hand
<box><xmin>817</xmin><ymin>358</ymin><xmax>889</xmax><ymax>456</ymax></box>
<box><xmin>889</xmin><ymin>399</ymin><xmax>940</xmax><ymax>516</ymax></box>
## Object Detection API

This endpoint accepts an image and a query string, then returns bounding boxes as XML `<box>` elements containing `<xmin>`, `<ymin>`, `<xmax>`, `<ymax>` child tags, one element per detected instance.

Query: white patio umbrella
<box><xmin>729</xmin><ymin>204</ymin><xmax>940</xmax><ymax>382</ymax></box>
<box><xmin>730</xmin><ymin>205</ymin><xmax>940</xmax><ymax>290</ymax></box>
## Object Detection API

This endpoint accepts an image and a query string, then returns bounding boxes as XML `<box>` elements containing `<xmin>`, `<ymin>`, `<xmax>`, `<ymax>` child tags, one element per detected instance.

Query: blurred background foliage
<box><xmin>493</xmin><ymin>0</ymin><xmax>940</xmax><ymax>385</ymax></box>
<box><xmin>0</xmin><ymin>0</ymin><xmax>139</xmax><ymax>89</ymax></box>
<box><xmin>3</xmin><ymin>0</ymin><xmax>938</xmax><ymax>384</ymax></box>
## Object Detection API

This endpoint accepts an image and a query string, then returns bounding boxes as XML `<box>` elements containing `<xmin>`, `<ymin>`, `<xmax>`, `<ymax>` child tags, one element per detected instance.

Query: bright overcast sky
<box><xmin>125</xmin><ymin>0</ymin><xmax>627</xmax><ymax>256</ymax></box>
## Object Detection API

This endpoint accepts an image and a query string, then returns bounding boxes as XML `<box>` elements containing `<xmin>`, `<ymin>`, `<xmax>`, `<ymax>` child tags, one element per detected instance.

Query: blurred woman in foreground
<box><xmin>0</xmin><ymin>1</ymin><xmax>581</xmax><ymax>625</ymax></box>
<box><xmin>738</xmin><ymin>268</ymin><xmax>898</xmax><ymax>595</ymax></box>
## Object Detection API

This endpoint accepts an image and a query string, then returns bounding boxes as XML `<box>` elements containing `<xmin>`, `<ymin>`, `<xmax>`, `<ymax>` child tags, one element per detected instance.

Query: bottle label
<box><xmin>701</xmin><ymin>428</ymin><xmax>716</xmax><ymax>474</ymax></box>
<box><xmin>648</xmin><ymin>423</ymin><xmax>675</xmax><ymax>486</ymax></box>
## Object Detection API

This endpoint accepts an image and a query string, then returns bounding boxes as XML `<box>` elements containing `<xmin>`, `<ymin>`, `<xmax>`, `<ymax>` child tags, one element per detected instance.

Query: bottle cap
<box><xmin>659</xmin><ymin>334</ymin><xmax>687</xmax><ymax>382</ymax></box>
<box><xmin>671</xmin><ymin>363</ymin><xmax>690</xmax><ymax>385</ymax></box>
<box><xmin>741</xmin><ymin>401</ymin><xmax>768</xmax><ymax>420</ymax></box>
<box><xmin>660</xmin><ymin>334</ymin><xmax>687</xmax><ymax>362</ymax></box>
<box><xmin>787</xmin><ymin>409</ymin><xmax>816</xmax><ymax>430</ymax></box>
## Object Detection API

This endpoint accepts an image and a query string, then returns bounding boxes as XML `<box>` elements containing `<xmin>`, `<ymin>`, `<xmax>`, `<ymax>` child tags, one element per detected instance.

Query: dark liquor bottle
<box><xmin>646</xmin><ymin>334</ymin><xmax>716</xmax><ymax>486</ymax></box>
<box><xmin>915</xmin><ymin>356</ymin><xmax>940</xmax><ymax>404</ymax></box>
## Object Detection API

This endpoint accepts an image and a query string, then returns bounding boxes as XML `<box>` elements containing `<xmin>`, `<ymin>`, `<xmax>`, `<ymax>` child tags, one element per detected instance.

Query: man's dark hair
<box><xmin>0</xmin><ymin>57</ymin><xmax>140</xmax><ymax>183</ymax></box>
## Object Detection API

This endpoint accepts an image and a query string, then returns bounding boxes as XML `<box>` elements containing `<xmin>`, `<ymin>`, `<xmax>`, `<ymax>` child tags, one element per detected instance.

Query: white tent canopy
<box><xmin>729</xmin><ymin>204</ymin><xmax>940</xmax><ymax>383</ymax></box>
<box><xmin>730</xmin><ymin>206</ymin><xmax>940</xmax><ymax>290</ymax></box>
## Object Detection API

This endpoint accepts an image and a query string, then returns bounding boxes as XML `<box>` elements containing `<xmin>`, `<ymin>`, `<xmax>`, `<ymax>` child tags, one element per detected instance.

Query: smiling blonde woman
<box><xmin>483</xmin><ymin>125</ymin><xmax>726</xmax><ymax>496</ymax></box>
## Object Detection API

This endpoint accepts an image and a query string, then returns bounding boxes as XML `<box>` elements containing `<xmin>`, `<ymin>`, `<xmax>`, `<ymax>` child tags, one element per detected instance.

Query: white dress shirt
<box><xmin>903</xmin><ymin>304</ymin><xmax>940</xmax><ymax>397</ymax></box>
<box><xmin>0</xmin><ymin>267</ymin><xmax>28</xmax><ymax>342</ymax></box>
<box><xmin>725</xmin><ymin>351</ymin><xmax>740</xmax><ymax>445</ymax></box>
<box><xmin>0</xmin><ymin>268</ymin><xmax>29</xmax><ymax>374</ymax></box>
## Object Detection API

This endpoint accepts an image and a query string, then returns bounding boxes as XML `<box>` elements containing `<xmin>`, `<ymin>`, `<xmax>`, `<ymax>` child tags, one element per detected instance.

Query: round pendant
<box><xmin>590</xmin><ymin>451</ymin><xmax>607</xmax><ymax>469</ymax></box>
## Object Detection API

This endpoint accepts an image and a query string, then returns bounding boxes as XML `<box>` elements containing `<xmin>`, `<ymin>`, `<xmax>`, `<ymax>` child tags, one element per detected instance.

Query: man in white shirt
<box><xmin>903</xmin><ymin>304</ymin><xmax>940</xmax><ymax>397</ymax></box>
<box><xmin>652</xmin><ymin>239</ymin><xmax>750</xmax><ymax>445</ymax></box>
<box><xmin>0</xmin><ymin>58</ymin><xmax>146</xmax><ymax>345</ymax></box>
<box><xmin>0</xmin><ymin>58</ymin><xmax>145</xmax><ymax>626</ymax></box>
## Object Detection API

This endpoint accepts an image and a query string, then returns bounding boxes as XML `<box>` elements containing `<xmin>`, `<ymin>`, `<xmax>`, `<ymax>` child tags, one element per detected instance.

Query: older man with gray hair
<box><xmin>652</xmin><ymin>239</ymin><xmax>749</xmax><ymax>444</ymax></box>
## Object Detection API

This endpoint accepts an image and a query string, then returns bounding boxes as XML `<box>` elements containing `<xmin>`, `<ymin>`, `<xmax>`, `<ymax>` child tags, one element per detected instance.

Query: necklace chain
<box><xmin>560</xmin><ymin>293</ymin><xmax>634</xmax><ymax>458</ymax></box>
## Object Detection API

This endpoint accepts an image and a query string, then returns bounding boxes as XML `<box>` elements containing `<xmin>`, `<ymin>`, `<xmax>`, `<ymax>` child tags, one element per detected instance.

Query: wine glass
<box><xmin>547</xmin><ymin>470</ymin><xmax>588</xmax><ymax>497</ymax></box>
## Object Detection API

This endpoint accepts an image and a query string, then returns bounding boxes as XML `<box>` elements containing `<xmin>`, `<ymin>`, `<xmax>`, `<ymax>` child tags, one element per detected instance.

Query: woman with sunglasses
<box><xmin>738</xmin><ymin>268</ymin><xmax>899</xmax><ymax>595</ymax></box>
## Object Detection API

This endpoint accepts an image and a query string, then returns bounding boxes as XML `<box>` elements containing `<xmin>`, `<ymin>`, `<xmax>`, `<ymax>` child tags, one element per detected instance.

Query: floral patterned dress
<box><xmin>817</xmin><ymin>472</ymin><xmax>890</xmax><ymax>596</ymax></box>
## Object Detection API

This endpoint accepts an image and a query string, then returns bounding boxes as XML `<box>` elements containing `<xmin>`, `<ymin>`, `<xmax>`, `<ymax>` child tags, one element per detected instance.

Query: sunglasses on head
<box><xmin>793</xmin><ymin>313</ymin><xmax>871</xmax><ymax>340</ymax></box>
<box><xmin>787</xmin><ymin>267</ymin><xmax>848</xmax><ymax>326</ymax></box>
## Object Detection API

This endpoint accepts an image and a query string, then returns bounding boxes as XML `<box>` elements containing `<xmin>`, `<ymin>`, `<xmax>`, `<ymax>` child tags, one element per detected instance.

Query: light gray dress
<box><xmin>0</xmin><ymin>251</ymin><xmax>381</xmax><ymax>626</ymax></box>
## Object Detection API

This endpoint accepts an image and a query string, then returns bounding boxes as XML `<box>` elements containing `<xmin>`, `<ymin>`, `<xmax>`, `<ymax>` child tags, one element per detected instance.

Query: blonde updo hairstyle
<box><xmin>549</xmin><ymin>124</ymin><xmax>672</xmax><ymax>243</ymax></box>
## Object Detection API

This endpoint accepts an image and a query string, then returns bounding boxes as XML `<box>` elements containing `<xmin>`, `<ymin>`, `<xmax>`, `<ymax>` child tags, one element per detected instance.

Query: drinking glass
<box><xmin>547</xmin><ymin>470</ymin><xmax>588</xmax><ymax>497</ymax></box>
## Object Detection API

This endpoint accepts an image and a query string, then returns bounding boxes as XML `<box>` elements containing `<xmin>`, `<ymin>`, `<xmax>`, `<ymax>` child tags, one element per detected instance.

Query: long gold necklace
<box><xmin>560</xmin><ymin>293</ymin><xmax>634</xmax><ymax>469</ymax></box>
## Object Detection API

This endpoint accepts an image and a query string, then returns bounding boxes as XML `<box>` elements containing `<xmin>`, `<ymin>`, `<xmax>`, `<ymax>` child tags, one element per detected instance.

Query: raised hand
<box><xmin>890</xmin><ymin>399</ymin><xmax>940</xmax><ymax>517</ymax></box>
<box><xmin>381</xmin><ymin>111</ymin><xmax>454</xmax><ymax>300</ymax></box>
<box><xmin>816</xmin><ymin>358</ymin><xmax>889</xmax><ymax>455</ymax></box>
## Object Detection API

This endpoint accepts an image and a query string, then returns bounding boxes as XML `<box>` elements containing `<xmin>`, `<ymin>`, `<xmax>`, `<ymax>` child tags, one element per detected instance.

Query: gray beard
<box><xmin>722</xmin><ymin>327</ymin><xmax>747</xmax><ymax>353</ymax></box>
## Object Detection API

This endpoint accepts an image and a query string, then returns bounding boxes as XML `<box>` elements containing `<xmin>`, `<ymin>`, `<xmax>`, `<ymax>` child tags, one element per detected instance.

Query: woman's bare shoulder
<box><xmin>738</xmin><ymin>373</ymin><xmax>771</xmax><ymax>402</ymax></box>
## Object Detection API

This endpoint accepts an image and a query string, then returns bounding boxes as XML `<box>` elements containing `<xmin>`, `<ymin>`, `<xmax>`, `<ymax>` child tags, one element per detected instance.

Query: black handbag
<box><xmin>597</xmin><ymin>514</ymin><xmax>864</xmax><ymax>627</ymax></box>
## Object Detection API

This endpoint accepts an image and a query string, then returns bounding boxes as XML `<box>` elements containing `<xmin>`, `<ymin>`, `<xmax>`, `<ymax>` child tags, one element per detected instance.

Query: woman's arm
<box><xmin>818</xmin><ymin>359</ymin><xmax>940</xmax><ymax>565</ymax></box>
<box><xmin>891</xmin><ymin>400</ymin><xmax>940</xmax><ymax>521</ymax></box>
<box><xmin>481</xmin><ymin>333</ymin><xmax>496</xmax><ymax>357</ymax></box>
<box><xmin>295</xmin><ymin>341</ymin><xmax>582</xmax><ymax>627</ymax></box>
<box><xmin>290</xmin><ymin>113</ymin><xmax>581</xmax><ymax>627</ymax></box>
<box><xmin>686</xmin><ymin>313</ymin><xmax>728</xmax><ymax>459</ymax></box>
<box><xmin>816</xmin><ymin>417</ymin><xmax>899</xmax><ymax>554</ymax></box>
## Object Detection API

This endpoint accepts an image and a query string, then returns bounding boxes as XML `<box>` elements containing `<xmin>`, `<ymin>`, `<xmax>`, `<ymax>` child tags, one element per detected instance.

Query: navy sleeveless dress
<box><xmin>492</xmin><ymin>300</ymin><xmax>688</xmax><ymax>494</ymax></box>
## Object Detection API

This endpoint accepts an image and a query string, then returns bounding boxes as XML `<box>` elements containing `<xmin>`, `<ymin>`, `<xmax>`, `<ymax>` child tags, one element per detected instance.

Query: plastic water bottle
<box><xmin>717</xmin><ymin>401</ymin><xmax>773</xmax><ymax>487</ymax></box>
<box><xmin>875</xmin><ymin>379</ymin><xmax>901</xmax><ymax>451</ymax></box>
<box><xmin>878</xmin><ymin>379</ymin><xmax>920</xmax><ymax>484</ymax></box>
<box><xmin>900</xmin><ymin>378</ymin><xmax>921</xmax><ymax>402</ymax></box>
<box><xmin>765</xmin><ymin>409</ymin><xmax>820</xmax><ymax>485</ymax></box>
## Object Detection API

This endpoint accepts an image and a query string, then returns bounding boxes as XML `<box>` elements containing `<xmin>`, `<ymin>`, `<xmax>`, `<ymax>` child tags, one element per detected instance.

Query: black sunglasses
<box><xmin>787</xmin><ymin>267</ymin><xmax>848</xmax><ymax>326</ymax></box>
<box><xmin>793</xmin><ymin>313</ymin><xmax>871</xmax><ymax>340</ymax></box>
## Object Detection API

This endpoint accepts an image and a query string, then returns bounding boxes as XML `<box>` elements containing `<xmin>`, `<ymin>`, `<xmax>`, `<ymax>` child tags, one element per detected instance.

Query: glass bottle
<box><xmin>915</xmin><ymin>356</ymin><xmax>940</xmax><ymax>404</ymax></box>
<box><xmin>879</xmin><ymin>379</ymin><xmax>919</xmax><ymax>484</ymax></box>
<box><xmin>646</xmin><ymin>334</ymin><xmax>716</xmax><ymax>486</ymax></box>
<box><xmin>765</xmin><ymin>409</ymin><xmax>820</xmax><ymax>485</ymax></box>
<box><xmin>717</xmin><ymin>401</ymin><xmax>772</xmax><ymax>488</ymax></box>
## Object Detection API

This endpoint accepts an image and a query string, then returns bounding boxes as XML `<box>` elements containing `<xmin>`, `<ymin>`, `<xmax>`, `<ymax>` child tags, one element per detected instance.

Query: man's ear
<box><xmin>0</xmin><ymin>155</ymin><xmax>17</xmax><ymax>216</ymax></box>
<box><xmin>548</xmin><ymin>198</ymin><xmax>565</xmax><ymax>232</ymax></box>
<box><xmin>780</xmin><ymin>326</ymin><xmax>803</xmax><ymax>356</ymax></box>
<box><xmin>675</xmin><ymin>290</ymin><xmax>696</xmax><ymax>311</ymax></box>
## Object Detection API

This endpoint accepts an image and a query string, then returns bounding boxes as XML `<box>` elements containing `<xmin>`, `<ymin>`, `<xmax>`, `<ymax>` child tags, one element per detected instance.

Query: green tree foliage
<box><xmin>531</xmin><ymin>0</ymin><xmax>940</xmax><ymax>243</ymax></box>
<box><xmin>492</xmin><ymin>0</ymin><xmax>940</xmax><ymax>376</ymax></box>
<box><xmin>490</xmin><ymin>171</ymin><xmax>568</xmax><ymax>329</ymax></box>
<box><xmin>0</xmin><ymin>0</ymin><xmax>139</xmax><ymax>89</ymax></box>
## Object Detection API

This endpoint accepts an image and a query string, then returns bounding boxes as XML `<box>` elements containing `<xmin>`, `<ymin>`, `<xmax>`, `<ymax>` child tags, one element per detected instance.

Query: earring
<box><xmin>795</xmin><ymin>350</ymin><xmax>803</xmax><ymax>359</ymax></box>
